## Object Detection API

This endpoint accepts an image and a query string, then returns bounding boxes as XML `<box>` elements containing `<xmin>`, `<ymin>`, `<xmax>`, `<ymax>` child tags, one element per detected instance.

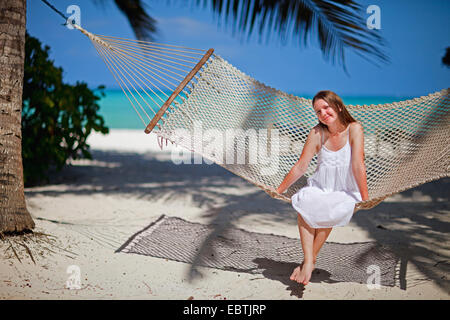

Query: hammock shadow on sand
<box><xmin>116</xmin><ymin>214</ymin><xmax>400</xmax><ymax>294</ymax></box>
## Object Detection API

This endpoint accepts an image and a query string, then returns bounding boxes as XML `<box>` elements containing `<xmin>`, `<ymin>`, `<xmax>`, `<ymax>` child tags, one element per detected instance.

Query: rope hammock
<box><xmin>72</xmin><ymin>24</ymin><xmax>449</xmax><ymax>211</ymax></box>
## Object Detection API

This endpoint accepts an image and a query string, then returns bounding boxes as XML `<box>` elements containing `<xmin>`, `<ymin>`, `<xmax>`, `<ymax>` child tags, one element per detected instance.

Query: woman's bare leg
<box><xmin>313</xmin><ymin>227</ymin><xmax>333</xmax><ymax>260</ymax></box>
<box><xmin>290</xmin><ymin>214</ymin><xmax>316</xmax><ymax>285</ymax></box>
<box><xmin>290</xmin><ymin>215</ymin><xmax>333</xmax><ymax>285</ymax></box>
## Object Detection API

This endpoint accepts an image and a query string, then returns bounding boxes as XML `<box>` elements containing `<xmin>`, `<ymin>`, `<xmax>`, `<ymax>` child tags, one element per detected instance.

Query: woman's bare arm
<box><xmin>276</xmin><ymin>126</ymin><xmax>321</xmax><ymax>194</ymax></box>
<box><xmin>349</xmin><ymin>122</ymin><xmax>369</xmax><ymax>201</ymax></box>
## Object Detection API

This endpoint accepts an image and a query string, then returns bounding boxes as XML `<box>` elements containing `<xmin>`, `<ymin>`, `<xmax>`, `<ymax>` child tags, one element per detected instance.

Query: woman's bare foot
<box><xmin>290</xmin><ymin>262</ymin><xmax>303</xmax><ymax>282</ymax></box>
<box><xmin>298</xmin><ymin>261</ymin><xmax>315</xmax><ymax>285</ymax></box>
<box><xmin>291</xmin><ymin>259</ymin><xmax>317</xmax><ymax>284</ymax></box>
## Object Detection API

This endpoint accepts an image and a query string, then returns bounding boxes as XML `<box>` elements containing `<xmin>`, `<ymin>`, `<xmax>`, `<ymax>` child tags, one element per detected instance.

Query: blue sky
<box><xmin>27</xmin><ymin>0</ymin><xmax>449</xmax><ymax>97</ymax></box>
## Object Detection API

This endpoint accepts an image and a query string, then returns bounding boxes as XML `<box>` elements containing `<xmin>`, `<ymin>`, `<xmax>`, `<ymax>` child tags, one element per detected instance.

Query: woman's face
<box><xmin>313</xmin><ymin>98</ymin><xmax>340</xmax><ymax>126</ymax></box>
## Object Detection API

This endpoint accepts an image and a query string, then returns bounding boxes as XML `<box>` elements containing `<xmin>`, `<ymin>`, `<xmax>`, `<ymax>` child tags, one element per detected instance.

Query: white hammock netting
<box><xmin>76</xmin><ymin>25</ymin><xmax>450</xmax><ymax>211</ymax></box>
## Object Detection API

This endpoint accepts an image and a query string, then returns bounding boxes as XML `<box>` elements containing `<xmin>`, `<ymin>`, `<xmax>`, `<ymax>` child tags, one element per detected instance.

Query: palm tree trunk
<box><xmin>0</xmin><ymin>0</ymin><xmax>35</xmax><ymax>232</ymax></box>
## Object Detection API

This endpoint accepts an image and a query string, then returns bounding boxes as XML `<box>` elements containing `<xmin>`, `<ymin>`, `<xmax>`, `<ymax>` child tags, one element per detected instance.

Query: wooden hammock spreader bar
<box><xmin>144</xmin><ymin>48</ymin><xmax>214</xmax><ymax>134</ymax></box>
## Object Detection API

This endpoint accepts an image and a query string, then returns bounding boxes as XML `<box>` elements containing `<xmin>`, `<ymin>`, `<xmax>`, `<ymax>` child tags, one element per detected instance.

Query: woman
<box><xmin>275</xmin><ymin>90</ymin><xmax>369</xmax><ymax>286</ymax></box>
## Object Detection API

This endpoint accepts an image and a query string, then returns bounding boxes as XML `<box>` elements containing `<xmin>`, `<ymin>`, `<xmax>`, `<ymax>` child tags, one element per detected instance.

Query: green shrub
<box><xmin>22</xmin><ymin>32</ymin><xmax>109</xmax><ymax>186</ymax></box>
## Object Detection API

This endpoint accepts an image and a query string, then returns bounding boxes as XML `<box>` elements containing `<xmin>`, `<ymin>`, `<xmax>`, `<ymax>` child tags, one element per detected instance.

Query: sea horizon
<box><xmin>96</xmin><ymin>88</ymin><xmax>416</xmax><ymax>129</ymax></box>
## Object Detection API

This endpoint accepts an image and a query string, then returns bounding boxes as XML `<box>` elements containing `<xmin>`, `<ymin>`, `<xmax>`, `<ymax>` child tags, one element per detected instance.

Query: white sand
<box><xmin>1</xmin><ymin>129</ymin><xmax>448</xmax><ymax>300</ymax></box>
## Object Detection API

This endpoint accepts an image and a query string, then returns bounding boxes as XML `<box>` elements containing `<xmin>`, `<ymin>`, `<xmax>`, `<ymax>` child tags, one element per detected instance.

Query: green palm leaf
<box><xmin>93</xmin><ymin>0</ymin><xmax>157</xmax><ymax>41</ymax></box>
<box><xmin>205</xmin><ymin>0</ymin><xmax>389</xmax><ymax>69</ymax></box>
<box><xmin>93</xmin><ymin>0</ymin><xmax>389</xmax><ymax>69</ymax></box>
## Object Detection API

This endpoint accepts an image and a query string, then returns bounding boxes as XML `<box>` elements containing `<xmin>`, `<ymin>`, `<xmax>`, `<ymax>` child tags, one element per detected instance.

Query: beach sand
<box><xmin>0</xmin><ymin>129</ymin><xmax>448</xmax><ymax>300</ymax></box>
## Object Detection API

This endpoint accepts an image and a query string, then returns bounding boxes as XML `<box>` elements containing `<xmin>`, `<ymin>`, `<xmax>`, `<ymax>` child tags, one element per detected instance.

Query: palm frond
<box><xmin>199</xmin><ymin>0</ymin><xmax>389</xmax><ymax>69</ymax></box>
<box><xmin>92</xmin><ymin>0</ymin><xmax>389</xmax><ymax>69</ymax></box>
<box><xmin>93</xmin><ymin>0</ymin><xmax>157</xmax><ymax>41</ymax></box>
<box><xmin>443</xmin><ymin>47</ymin><xmax>450</xmax><ymax>67</ymax></box>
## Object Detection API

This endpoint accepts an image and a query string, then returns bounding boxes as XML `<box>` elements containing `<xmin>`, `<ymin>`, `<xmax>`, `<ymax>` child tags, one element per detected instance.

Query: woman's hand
<box><xmin>356</xmin><ymin>198</ymin><xmax>372</xmax><ymax>210</ymax></box>
<box><xmin>264</xmin><ymin>186</ymin><xmax>286</xmax><ymax>200</ymax></box>
<box><xmin>273</xmin><ymin>127</ymin><xmax>318</xmax><ymax>197</ymax></box>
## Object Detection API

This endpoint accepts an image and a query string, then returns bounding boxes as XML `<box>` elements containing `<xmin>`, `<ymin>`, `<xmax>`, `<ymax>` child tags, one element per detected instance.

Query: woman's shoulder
<box><xmin>306</xmin><ymin>124</ymin><xmax>323</xmax><ymax>148</ymax></box>
<box><xmin>309</xmin><ymin>124</ymin><xmax>323</xmax><ymax>138</ymax></box>
<box><xmin>348</xmin><ymin>122</ymin><xmax>364</xmax><ymax>143</ymax></box>
<box><xmin>349</xmin><ymin>121</ymin><xmax>364</xmax><ymax>134</ymax></box>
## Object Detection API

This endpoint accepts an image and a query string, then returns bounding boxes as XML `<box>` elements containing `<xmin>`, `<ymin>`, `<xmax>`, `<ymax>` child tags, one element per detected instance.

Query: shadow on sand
<box><xmin>27</xmin><ymin>150</ymin><xmax>449</xmax><ymax>294</ymax></box>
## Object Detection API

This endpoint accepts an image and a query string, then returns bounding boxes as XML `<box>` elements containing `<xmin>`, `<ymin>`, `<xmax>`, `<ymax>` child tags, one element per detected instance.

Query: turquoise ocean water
<box><xmin>97</xmin><ymin>89</ymin><xmax>413</xmax><ymax>129</ymax></box>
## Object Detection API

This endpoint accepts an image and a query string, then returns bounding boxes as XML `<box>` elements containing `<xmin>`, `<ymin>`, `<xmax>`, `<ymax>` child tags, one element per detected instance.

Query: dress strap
<box><xmin>346</xmin><ymin>124</ymin><xmax>350</xmax><ymax>142</ymax></box>
<box><xmin>321</xmin><ymin>126</ymin><xmax>324</xmax><ymax>147</ymax></box>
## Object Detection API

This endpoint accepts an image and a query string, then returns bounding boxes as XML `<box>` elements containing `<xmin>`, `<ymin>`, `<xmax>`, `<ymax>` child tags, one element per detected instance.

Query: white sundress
<box><xmin>291</xmin><ymin>125</ymin><xmax>362</xmax><ymax>228</ymax></box>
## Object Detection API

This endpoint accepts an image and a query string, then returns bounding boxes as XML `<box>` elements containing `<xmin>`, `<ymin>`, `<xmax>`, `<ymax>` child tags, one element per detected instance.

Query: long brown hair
<box><xmin>312</xmin><ymin>90</ymin><xmax>357</xmax><ymax>129</ymax></box>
